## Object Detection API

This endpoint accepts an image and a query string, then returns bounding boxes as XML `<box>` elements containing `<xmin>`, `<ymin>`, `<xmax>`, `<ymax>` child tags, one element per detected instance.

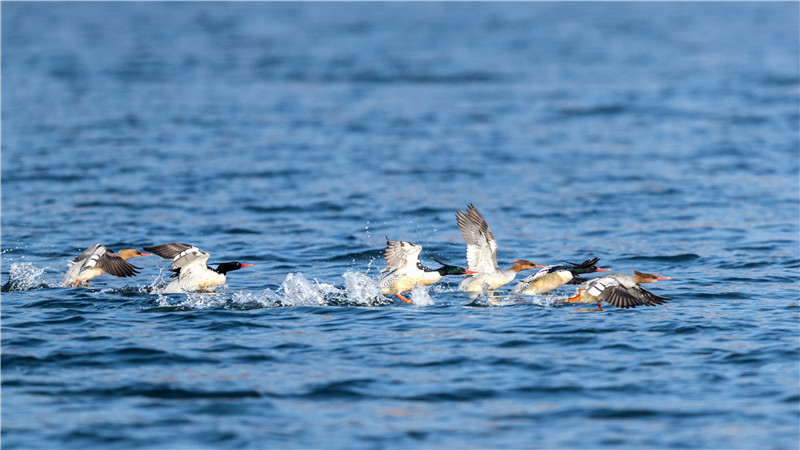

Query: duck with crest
<box><xmin>379</xmin><ymin>238</ymin><xmax>476</xmax><ymax>304</ymax></box>
<box><xmin>144</xmin><ymin>242</ymin><xmax>252</xmax><ymax>293</ymax></box>
<box><xmin>62</xmin><ymin>244</ymin><xmax>151</xmax><ymax>287</ymax></box>
<box><xmin>567</xmin><ymin>270</ymin><xmax>671</xmax><ymax>310</ymax></box>
<box><xmin>455</xmin><ymin>204</ymin><xmax>543</xmax><ymax>292</ymax></box>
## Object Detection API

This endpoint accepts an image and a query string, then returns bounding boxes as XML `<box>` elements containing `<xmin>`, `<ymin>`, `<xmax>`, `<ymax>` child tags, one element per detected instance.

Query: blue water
<box><xmin>2</xmin><ymin>2</ymin><xmax>799</xmax><ymax>448</ymax></box>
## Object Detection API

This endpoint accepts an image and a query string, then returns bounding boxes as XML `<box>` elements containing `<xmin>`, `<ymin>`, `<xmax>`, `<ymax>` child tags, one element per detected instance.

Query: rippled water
<box><xmin>2</xmin><ymin>3</ymin><xmax>799</xmax><ymax>449</ymax></box>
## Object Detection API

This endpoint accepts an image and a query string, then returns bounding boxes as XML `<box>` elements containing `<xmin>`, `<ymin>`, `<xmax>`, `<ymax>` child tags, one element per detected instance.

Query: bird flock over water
<box><xmin>60</xmin><ymin>204</ymin><xmax>670</xmax><ymax>310</ymax></box>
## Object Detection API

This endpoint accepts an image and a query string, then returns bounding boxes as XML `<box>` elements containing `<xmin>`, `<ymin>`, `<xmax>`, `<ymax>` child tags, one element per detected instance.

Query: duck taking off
<box><xmin>379</xmin><ymin>239</ymin><xmax>476</xmax><ymax>304</ymax></box>
<box><xmin>512</xmin><ymin>258</ymin><xmax>610</xmax><ymax>295</ymax></box>
<box><xmin>567</xmin><ymin>270</ymin><xmax>671</xmax><ymax>311</ymax></box>
<box><xmin>144</xmin><ymin>242</ymin><xmax>252</xmax><ymax>294</ymax></box>
<box><xmin>62</xmin><ymin>244</ymin><xmax>151</xmax><ymax>287</ymax></box>
<box><xmin>455</xmin><ymin>204</ymin><xmax>543</xmax><ymax>292</ymax></box>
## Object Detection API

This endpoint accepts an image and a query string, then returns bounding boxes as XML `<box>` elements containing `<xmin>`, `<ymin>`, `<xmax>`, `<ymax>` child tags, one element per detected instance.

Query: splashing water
<box><xmin>147</xmin><ymin>271</ymin><xmax>391</xmax><ymax>310</ymax></box>
<box><xmin>231</xmin><ymin>289</ymin><xmax>282</xmax><ymax>308</ymax></box>
<box><xmin>180</xmin><ymin>293</ymin><xmax>229</xmax><ymax>309</ymax></box>
<box><xmin>145</xmin><ymin>267</ymin><xmax>172</xmax><ymax>294</ymax></box>
<box><xmin>153</xmin><ymin>291</ymin><xmax>229</xmax><ymax>310</ymax></box>
<box><xmin>280</xmin><ymin>272</ymin><xmax>326</xmax><ymax>306</ymax></box>
<box><xmin>2</xmin><ymin>262</ymin><xmax>48</xmax><ymax>291</ymax></box>
<box><xmin>342</xmin><ymin>271</ymin><xmax>385</xmax><ymax>306</ymax></box>
<box><xmin>529</xmin><ymin>293</ymin><xmax>564</xmax><ymax>307</ymax></box>
<box><xmin>409</xmin><ymin>284</ymin><xmax>434</xmax><ymax>306</ymax></box>
<box><xmin>276</xmin><ymin>271</ymin><xmax>389</xmax><ymax>307</ymax></box>
<box><xmin>465</xmin><ymin>283</ymin><xmax>496</xmax><ymax>307</ymax></box>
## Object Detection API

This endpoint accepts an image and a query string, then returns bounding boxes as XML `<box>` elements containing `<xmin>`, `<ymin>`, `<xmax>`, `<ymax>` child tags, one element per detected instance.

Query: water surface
<box><xmin>2</xmin><ymin>3</ymin><xmax>799</xmax><ymax>448</ymax></box>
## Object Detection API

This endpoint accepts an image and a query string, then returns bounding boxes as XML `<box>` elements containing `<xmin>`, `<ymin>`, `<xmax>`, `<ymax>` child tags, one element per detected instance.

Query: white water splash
<box><xmin>279</xmin><ymin>272</ymin><xmax>326</xmax><ymax>306</ymax></box>
<box><xmin>181</xmin><ymin>293</ymin><xmax>228</xmax><ymax>309</ymax></box>
<box><xmin>146</xmin><ymin>271</ymin><xmax>393</xmax><ymax>310</ymax></box>
<box><xmin>342</xmin><ymin>270</ymin><xmax>384</xmax><ymax>305</ymax></box>
<box><xmin>231</xmin><ymin>289</ymin><xmax>282</xmax><ymax>308</ymax></box>
<box><xmin>3</xmin><ymin>262</ymin><xmax>48</xmax><ymax>291</ymax></box>
<box><xmin>529</xmin><ymin>293</ymin><xmax>563</xmax><ymax>307</ymax></box>
<box><xmin>153</xmin><ymin>292</ymin><xmax>228</xmax><ymax>309</ymax></box>
<box><xmin>409</xmin><ymin>284</ymin><xmax>434</xmax><ymax>306</ymax></box>
<box><xmin>144</xmin><ymin>267</ymin><xmax>172</xmax><ymax>294</ymax></box>
<box><xmin>464</xmin><ymin>283</ymin><xmax>496</xmax><ymax>307</ymax></box>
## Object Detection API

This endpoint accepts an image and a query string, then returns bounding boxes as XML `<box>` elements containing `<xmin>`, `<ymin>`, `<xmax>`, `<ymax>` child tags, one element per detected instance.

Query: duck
<box><xmin>455</xmin><ymin>204</ymin><xmax>543</xmax><ymax>292</ymax></box>
<box><xmin>511</xmin><ymin>257</ymin><xmax>610</xmax><ymax>295</ymax></box>
<box><xmin>144</xmin><ymin>242</ymin><xmax>252</xmax><ymax>293</ymax></box>
<box><xmin>62</xmin><ymin>244</ymin><xmax>151</xmax><ymax>287</ymax></box>
<box><xmin>566</xmin><ymin>270</ymin><xmax>671</xmax><ymax>311</ymax></box>
<box><xmin>379</xmin><ymin>239</ymin><xmax>476</xmax><ymax>304</ymax></box>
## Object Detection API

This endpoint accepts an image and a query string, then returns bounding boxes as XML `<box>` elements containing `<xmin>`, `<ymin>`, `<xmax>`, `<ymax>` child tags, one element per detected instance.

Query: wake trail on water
<box><xmin>149</xmin><ymin>271</ymin><xmax>397</xmax><ymax>310</ymax></box>
<box><xmin>3</xmin><ymin>262</ymin><xmax>572</xmax><ymax>310</ymax></box>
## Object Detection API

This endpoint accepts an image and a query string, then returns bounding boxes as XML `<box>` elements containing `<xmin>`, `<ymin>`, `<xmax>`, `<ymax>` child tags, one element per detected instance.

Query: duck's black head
<box><xmin>431</xmin><ymin>258</ymin><xmax>477</xmax><ymax>276</ymax></box>
<box><xmin>214</xmin><ymin>262</ymin><xmax>253</xmax><ymax>275</ymax></box>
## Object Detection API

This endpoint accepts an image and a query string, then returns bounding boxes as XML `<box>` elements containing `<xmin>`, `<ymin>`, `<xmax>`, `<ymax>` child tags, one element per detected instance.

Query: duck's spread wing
<box><xmin>382</xmin><ymin>240</ymin><xmax>422</xmax><ymax>272</ymax></box>
<box><xmin>144</xmin><ymin>242</ymin><xmax>209</xmax><ymax>274</ymax></box>
<box><xmin>171</xmin><ymin>249</ymin><xmax>210</xmax><ymax>270</ymax></box>
<box><xmin>456</xmin><ymin>204</ymin><xmax>498</xmax><ymax>273</ymax></box>
<box><xmin>69</xmin><ymin>244</ymin><xmax>103</xmax><ymax>266</ymax></box>
<box><xmin>585</xmin><ymin>277</ymin><xmax>646</xmax><ymax>309</ymax></box>
<box><xmin>96</xmin><ymin>250</ymin><xmax>141</xmax><ymax>278</ymax></box>
<box><xmin>143</xmin><ymin>242</ymin><xmax>195</xmax><ymax>260</ymax></box>
<box><xmin>628</xmin><ymin>285</ymin><xmax>670</xmax><ymax>306</ymax></box>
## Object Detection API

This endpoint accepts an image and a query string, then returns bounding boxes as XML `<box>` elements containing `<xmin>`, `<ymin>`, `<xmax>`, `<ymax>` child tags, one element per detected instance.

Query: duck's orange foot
<box><xmin>396</xmin><ymin>293</ymin><xmax>413</xmax><ymax>304</ymax></box>
<box><xmin>597</xmin><ymin>302</ymin><xmax>604</xmax><ymax>311</ymax></box>
<box><xmin>567</xmin><ymin>289</ymin><xmax>584</xmax><ymax>303</ymax></box>
<box><xmin>74</xmin><ymin>279</ymin><xmax>81</xmax><ymax>287</ymax></box>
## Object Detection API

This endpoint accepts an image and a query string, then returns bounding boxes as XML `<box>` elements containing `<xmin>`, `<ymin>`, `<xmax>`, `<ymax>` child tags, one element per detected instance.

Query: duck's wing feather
<box><xmin>585</xmin><ymin>276</ymin><xmax>646</xmax><ymax>309</ymax></box>
<box><xmin>628</xmin><ymin>285</ymin><xmax>670</xmax><ymax>306</ymax></box>
<box><xmin>144</xmin><ymin>242</ymin><xmax>210</xmax><ymax>272</ymax></box>
<box><xmin>95</xmin><ymin>249</ymin><xmax>141</xmax><ymax>278</ymax></box>
<box><xmin>456</xmin><ymin>204</ymin><xmax>498</xmax><ymax>273</ymax></box>
<box><xmin>69</xmin><ymin>243</ymin><xmax>103</xmax><ymax>266</ymax></box>
<box><xmin>599</xmin><ymin>286</ymin><xmax>647</xmax><ymax>309</ymax></box>
<box><xmin>143</xmin><ymin>242</ymin><xmax>195</xmax><ymax>259</ymax></box>
<box><xmin>382</xmin><ymin>240</ymin><xmax>422</xmax><ymax>272</ymax></box>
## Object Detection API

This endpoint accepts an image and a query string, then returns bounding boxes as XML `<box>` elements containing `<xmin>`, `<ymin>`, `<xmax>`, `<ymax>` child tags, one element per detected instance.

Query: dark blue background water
<box><xmin>2</xmin><ymin>3</ymin><xmax>799</xmax><ymax>448</ymax></box>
